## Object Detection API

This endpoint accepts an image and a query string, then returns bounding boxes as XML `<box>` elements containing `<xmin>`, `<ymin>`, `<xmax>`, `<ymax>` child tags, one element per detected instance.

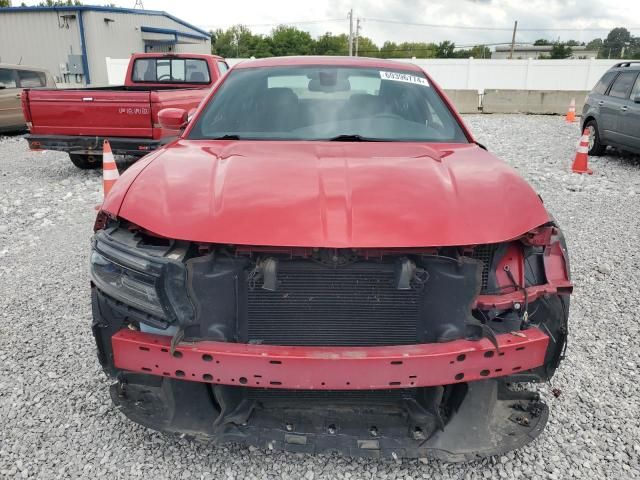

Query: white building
<box><xmin>0</xmin><ymin>5</ymin><xmax>211</xmax><ymax>86</ymax></box>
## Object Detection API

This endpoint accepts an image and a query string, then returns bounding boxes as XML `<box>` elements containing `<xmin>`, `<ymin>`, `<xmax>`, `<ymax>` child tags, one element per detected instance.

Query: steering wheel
<box><xmin>157</xmin><ymin>74</ymin><xmax>171</xmax><ymax>81</ymax></box>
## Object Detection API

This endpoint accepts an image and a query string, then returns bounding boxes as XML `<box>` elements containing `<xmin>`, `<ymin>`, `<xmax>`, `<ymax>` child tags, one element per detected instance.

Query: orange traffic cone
<box><xmin>571</xmin><ymin>128</ymin><xmax>593</xmax><ymax>174</ymax></box>
<box><xmin>102</xmin><ymin>139</ymin><xmax>120</xmax><ymax>197</ymax></box>
<box><xmin>565</xmin><ymin>98</ymin><xmax>576</xmax><ymax>123</ymax></box>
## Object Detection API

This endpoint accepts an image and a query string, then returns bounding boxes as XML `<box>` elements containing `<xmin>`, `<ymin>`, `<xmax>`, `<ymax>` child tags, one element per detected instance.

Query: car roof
<box><xmin>130</xmin><ymin>53</ymin><xmax>225</xmax><ymax>61</ymax></box>
<box><xmin>233</xmin><ymin>56</ymin><xmax>423</xmax><ymax>72</ymax></box>
<box><xmin>611</xmin><ymin>61</ymin><xmax>640</xmax><ymax>71</ymax></box>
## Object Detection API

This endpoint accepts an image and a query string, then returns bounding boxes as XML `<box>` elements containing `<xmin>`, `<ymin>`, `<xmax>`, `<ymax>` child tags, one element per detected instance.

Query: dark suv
<box><xmin>582</xmin><ymin>61</ymin><xmax>640</xmax><ymax>156</ymax></box>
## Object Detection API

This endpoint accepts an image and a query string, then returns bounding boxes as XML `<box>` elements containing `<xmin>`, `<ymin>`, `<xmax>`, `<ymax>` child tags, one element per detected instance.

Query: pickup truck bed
<box><xmin>23</xmin><ymin>86</ymin><xmax>204</xmax><ymax>155</ymax></box>
<box><xmin>21</xmin><ymin>53</ymin><xmax>227</xmax><ymax>168</ymax></box>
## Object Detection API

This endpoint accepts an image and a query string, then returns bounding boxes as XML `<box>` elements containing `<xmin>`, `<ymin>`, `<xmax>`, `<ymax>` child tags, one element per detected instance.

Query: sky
<box><xmin>19</xmin><ymin>0</ymin><xmax>640</xmax><ymax>48</ymax></box>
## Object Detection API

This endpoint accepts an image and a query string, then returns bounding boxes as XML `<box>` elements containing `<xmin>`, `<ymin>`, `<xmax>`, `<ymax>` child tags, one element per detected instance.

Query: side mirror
<box><xmin>158</xmin><ymin>108</ymin><xmax>188</xmax><ymax>130</ymax></box>
<box><xmin>634</xmin><ymin>94</ymin><xmax>640</xmax><ymax>104</ymax></box>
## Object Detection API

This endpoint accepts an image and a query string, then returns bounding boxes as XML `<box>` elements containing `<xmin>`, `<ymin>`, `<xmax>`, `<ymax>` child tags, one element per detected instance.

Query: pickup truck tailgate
<box><xmin>25</xmin><ymin>89</ymin><xmax>153</xmax><ymax>138</ymax></box>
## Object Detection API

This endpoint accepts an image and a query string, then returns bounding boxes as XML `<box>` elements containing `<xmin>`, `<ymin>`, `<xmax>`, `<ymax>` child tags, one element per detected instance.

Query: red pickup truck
<box><xmin>22</xmin><ymin>53</ymin><xmax>228</xmax><ymax>169</ymax></box>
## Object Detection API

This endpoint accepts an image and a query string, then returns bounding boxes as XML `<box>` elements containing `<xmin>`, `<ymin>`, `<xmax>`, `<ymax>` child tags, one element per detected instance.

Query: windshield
<box><xmin>188</xmin><ymin>66</ymin><xmax>468</xmax><ymax>142</ymax></box>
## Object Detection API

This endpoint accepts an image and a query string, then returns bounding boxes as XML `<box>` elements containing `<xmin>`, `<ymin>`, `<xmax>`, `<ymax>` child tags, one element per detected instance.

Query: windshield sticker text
<box><xmin>379</xmin><ymin>71</ymin><xmax>429</xmax><ymax>87</ymax></box>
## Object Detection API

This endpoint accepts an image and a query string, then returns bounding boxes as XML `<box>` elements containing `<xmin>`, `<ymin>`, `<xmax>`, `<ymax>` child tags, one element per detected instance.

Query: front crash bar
<box><xmin>112</xmin><ymin>327</ymin><xmax>549</xmax><ymax>390</ymax></box>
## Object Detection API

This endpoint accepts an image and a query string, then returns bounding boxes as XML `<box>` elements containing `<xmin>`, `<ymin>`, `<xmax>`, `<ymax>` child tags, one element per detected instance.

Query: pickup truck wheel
<box><xmin>69</xmin><ymin>153</ymin><xmax>103</xmax><ymax>170</ymax></box>
<box><xmin>585</xmin><ymin>120</ymin><xmax>606</xmax><ymax>156</ymax></box>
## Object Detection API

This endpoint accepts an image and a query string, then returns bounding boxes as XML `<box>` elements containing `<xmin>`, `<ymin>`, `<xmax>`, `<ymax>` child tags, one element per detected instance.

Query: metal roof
<box><xmin>0</xmin><ymin>5</ymin><xmax>209</xmax><ymax>37</ymax></box>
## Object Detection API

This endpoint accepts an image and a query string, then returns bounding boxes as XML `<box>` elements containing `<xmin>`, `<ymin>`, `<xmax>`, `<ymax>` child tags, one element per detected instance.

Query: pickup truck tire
<box><xmin>585</xmin><ymin>120</ymin><xmax>606</xmax><ymax>156</ymax></box>
<box><xmin>69</xmin><ymin>153</ymin><xmax>102</xmax><ymax>170</ymax></box>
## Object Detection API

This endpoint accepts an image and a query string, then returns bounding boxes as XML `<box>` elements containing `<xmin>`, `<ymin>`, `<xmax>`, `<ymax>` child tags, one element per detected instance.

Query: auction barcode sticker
<box><xmin>379</xmin><ymin>71</ymin><xmax>429</xmax><ymax>86</ymax></box>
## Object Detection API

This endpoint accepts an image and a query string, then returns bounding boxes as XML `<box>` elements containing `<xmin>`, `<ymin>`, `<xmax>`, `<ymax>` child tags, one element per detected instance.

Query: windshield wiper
<box><xmin>211</xmin><ymin>134</ymin><xmax>241</xmax><ymax>140</ymax></box>
<box><xmin>327</xmin><ymin>134</ymin><xmax>384</xmax><ymax>142</ymax></box>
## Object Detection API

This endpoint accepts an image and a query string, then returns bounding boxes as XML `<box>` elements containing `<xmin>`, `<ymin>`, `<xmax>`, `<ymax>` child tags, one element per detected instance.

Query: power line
<box><xmin>363</xmin><ymin>17</ymin><xmax>640</xmax><ymax>32</ymax></box>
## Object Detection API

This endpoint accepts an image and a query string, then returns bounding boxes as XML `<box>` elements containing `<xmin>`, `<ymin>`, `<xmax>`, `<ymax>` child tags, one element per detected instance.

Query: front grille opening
<box><xmin>470</xmin><ymin>244</ymin><xmax>496</xmax><ymax>292</ymax></box>
<box><xmin>246</xmin><ymin>260</ymin><xmax>421</xmax><ymax>347</ymax></box>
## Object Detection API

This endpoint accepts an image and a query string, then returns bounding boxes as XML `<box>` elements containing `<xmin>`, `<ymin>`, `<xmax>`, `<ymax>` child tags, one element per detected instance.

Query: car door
<box><xmin>0</xmin><ymin>68</ymin><xmax>22</xmax><ymax>131</ymax></box>
<box><xmin>619</xmin><ymin>72</ymin><xmax>640</xmax><ymax>152</ymax></box>
<box><xmin>586</xmin><ymin>70</ymin><xmax>616</xmax><ymax>136</ymax></box>
<box><xmin>600</xmin><ymin>71</ymin><xmax>637</xmax><ymax>146</ymax></box>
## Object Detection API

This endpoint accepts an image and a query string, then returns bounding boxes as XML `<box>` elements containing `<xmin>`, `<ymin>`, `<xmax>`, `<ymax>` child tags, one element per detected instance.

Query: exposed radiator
<box><xmin>246</xmin><ymin>261</ymin><xmax>421</xmax><ymax>347</ymax></box>
<box><xmin>471</xmin><ymin>244</ymin><xmax>496</xmax><ymax>292</ymax></box>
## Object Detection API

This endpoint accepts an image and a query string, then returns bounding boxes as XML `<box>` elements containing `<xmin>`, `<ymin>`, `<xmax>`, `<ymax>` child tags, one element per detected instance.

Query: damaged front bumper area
<box><xmin>91</xmin><ymin>220</ymin><xmax>571</xmax><ymax>461</ymax></box>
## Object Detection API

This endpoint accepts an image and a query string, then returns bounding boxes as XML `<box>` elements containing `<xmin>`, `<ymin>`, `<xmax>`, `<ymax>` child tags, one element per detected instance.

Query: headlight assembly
<box><xmin>90</xmin><ymin>227</ymin><xmax>195</xmax><ymax>327</ymax></box>
<box><xmin>90</xmin><ymin>251</ymin><xmax>167</xmax><ymax>319</ymax></box>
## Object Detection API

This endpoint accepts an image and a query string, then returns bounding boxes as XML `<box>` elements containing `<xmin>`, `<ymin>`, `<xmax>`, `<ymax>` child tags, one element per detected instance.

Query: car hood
<box><xmin>107</xmin><ymin>140</ymin><xmax>549</xmax><ymax>247</ymax></box>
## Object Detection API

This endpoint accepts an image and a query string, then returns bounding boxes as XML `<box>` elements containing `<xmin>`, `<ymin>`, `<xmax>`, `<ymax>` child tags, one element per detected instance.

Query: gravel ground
<box><xmin>0</xmin><ymin>115</ymin><xmax>639</xmax><ymax>479</ymax></box>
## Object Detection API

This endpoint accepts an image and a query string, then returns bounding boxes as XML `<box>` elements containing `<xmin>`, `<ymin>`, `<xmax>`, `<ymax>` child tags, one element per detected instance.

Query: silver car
<box><xmin>582</xmin><ymin>61</ymin><xmax>640</xmax><ymax>156</ymax></box>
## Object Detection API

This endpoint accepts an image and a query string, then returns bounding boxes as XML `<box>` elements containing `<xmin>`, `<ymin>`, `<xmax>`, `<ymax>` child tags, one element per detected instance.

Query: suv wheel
<box><xmin>69</xmin><ymin>153</ymin><xmax>103</xmax><ymax>170</ymax></box>
<box><xmin>585</xmin><ymin>120</ymin><xmax>606</xmax><ymax>156</ymax></box>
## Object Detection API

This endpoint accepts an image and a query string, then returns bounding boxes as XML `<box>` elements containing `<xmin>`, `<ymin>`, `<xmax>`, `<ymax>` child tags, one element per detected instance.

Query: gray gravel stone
<box><xmin>1</xmin><ymin>116</ymin><xmax>639</xmax><ymax>479</ymax></box>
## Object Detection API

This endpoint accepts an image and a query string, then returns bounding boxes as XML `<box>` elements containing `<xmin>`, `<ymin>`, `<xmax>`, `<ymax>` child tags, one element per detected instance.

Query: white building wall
<box><xmin>83</xmin><ymin>10</ymin><xmax>210</xmax><ymax>86</ymax></box>
<box><xmin>0</xmin><ymin>10</ymin><xmax>82</xmax><ymax>85</ymax></box>
<box><xmin>104</xmin><ymin>57</ymin><xmax>130</xmax><ymax>85</ymax></box>
<box><xmin>0</xmin><ymin>8</ymin><xmax>211</xmax><ymax>87</ymax></box>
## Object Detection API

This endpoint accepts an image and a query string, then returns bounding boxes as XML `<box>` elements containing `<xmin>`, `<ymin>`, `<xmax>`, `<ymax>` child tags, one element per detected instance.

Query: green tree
<box><xmin>544</xmin><ymin>43</ymin><xmax>572</xmax><ymax>59</ymax></box>
<box><xmin>470</xmin><ymin>45</ymin><xmax>491</xmax><ymax>58</ymax></box>
<box><xmin>269</xmin><ymin>26</ymin><xmax>315</xmax><ymax>56</ymax></box>
<box><xmin>534</xmin><ymin>39</ymin><xmax>551</xmax><ymax>46</ymax></box>
<box><xmin>454</xmin><ymin>45</ymin><xmax>491</xmax><ymax>59</ymax></box>
<box><xmin>586</xmin><ymin>38</ymin><xmax>603</xmax><ymax>54</ymax></box>
<box><xmin>436</xmin><ymin>41</ymin><xmax>456</xmax><ymax>58</ymax></box>
<box><xmin>602</xmin><ymin>27</ymin><xmax>632</xmax><ymax>58</ymax></box>
<box><xmin>314</xmin><ymin>32</ymin><xmax>349</xmax><ymax>55</ymax></box>
<box><xmin>355</xmin><ymin>36</ymin><xmax>379</xmax><ymax>57</ymax></box>
<box><xmin>628</xmin><ymin>37</ymin><xmax>640</xmax><ymax>59</ymax></box>
<box><xmin>0</xmin><ymin>0</ymin><xmax>11</xmax><ymax>7</ymax></box>
<box><xmin>378</xmin><ymin>41</ymin><xmax>399</xmax><ymax>58</ymax></box>
<box><xmin>211</xmin><ymin>25</ymin><xmax>272</xmax><ymax>58</ymax></box>
<box><xmin>378</xmin><ymin>41</ymin><xmax>437</xmax><ymax>58</ymax></box>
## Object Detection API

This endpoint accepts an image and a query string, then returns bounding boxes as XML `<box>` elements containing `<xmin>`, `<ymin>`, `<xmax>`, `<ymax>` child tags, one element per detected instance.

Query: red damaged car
<box><xmin>90</xmin><ymin>56</ymin><xmax>572</xmax><ymax>461</ymax></box>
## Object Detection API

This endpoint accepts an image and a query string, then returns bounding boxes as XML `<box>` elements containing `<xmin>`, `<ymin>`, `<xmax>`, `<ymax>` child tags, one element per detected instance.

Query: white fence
<box><xmin>224</xmin><ymin>58</ymin><xmax>622</xmax><ymax>92</ymax></box>
<box><xmin>105</xmin><ymin>57</ymin><xmax>130</xmax><ymax>85</ymax></box>
<box><xmin>402</xmin><ymin>58</ymin><xmax>619</xmax><ymax>91</ymax></box>
<box><xmin>106</xmin><ymin>56</ymin><xmax>621</xmax><ymax>91</ymax></box>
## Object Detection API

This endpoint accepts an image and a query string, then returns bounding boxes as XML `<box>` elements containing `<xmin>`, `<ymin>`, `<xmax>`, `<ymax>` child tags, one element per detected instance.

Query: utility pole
<box><xmin>509</xmin><ymin>20</ymin><xmax>518</xmax><ymax>59</ymax></box>
<box><xmin>348</xmin><ymin>9</ymin><xmax>354</xmax><ymax>56</ymax></box>
<box><xmin>355</xmin><ymin>18</ymin><xmax>361</xmax><ymax>56</ymax></box>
